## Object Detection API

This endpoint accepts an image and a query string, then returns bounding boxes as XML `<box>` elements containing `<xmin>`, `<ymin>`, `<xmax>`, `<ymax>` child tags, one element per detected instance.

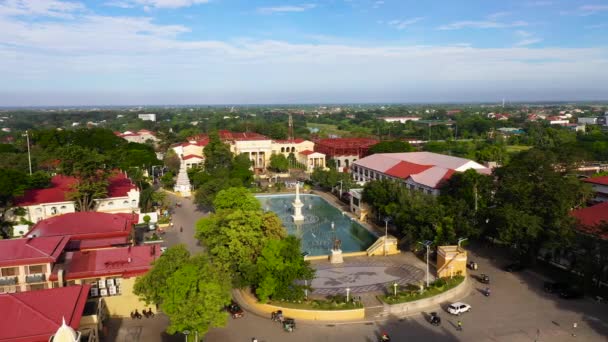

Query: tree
<box><xmin>59</xmin><ymin>146</ymin><xmax>110</xmax><ymax>211</ymax></box>
<box><xmin>163</xmin><ymin>149</ymin><xmax>181</xmax><ymax>174</ymax></box>
<box><xmin>133</xmin><ymin>246</ymin><xmax>231</xmax><ymax>338</ymax></box>
<box><xmin>160</xmin><ymin>171</ymin><xmax>175</xmax><ymax>189</ymax></box>
<box><xmin>0</xmin><ymin>168</ymin><xmax>29</xmax><ymax>238</ymax></box>
<box><xmin>213</xmin><ymin>187</ymin><xmax>261</xmax><ymax>211</ymax></box>
<box><xmin>268</xmin><ymin>154</ymin><xmax>289</xmax><ymax>172</ymax></box>
<box><xmin>491</xmin><ymin>148</ymin><xmax>592</xmax><ymax>263</ymax></box>
<box><xmin>253</xmin><ymin>236</ymin><xmax>314</xmax><ymax>303</ymax></box>
<box><xmin>204</xmin><ymin>131</ymin><xmax>233</xmax><ymax>173</ymax></box>
<box><xmin>161</xmin><ymin>255</ymin><xmax>232</xmax><ymax>336</ymax></box>
<box><xmin>367</xmin><ymin>140</ymin><xmax>414</xmax><ymax>155</ymax></box>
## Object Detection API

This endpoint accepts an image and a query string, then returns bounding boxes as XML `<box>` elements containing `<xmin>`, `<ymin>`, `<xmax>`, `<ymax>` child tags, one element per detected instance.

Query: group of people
<box><xmin>130</xmin><ymin>308</ymin><xmax>154</xmax><ymax>319</ymax></box>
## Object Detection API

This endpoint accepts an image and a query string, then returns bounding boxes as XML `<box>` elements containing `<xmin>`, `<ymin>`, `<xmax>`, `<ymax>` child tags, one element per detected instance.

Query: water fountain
<box><xmin>292</xmin><ymin>182</ymin><xmax>305</xmax><ymax>222</ymax></box>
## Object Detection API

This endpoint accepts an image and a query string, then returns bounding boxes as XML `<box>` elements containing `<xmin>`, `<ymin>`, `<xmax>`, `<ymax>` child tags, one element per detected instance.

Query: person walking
<box><xmin>180</xmin><ymin>226</ymin><xmax>183</xmax><ymax>233</ymax></box>
<box><xmin>457</xmin><ymin>320</ymin><xmax>463</xmax><ymax>331</ymax></box>
<box><xmin>572</xmin><ymin>322</ymin><xmax>577</xmax><ymax>337</ymax></box>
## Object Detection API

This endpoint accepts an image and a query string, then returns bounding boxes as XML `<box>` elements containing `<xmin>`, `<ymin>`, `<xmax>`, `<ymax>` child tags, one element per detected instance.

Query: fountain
<box><xmin>292</xmin><ymin>182</ymin><xmax>305</xmax><ymax>222</ymax></box>
<box><xmin>329</xmin><ymin>221</ymin><xmax>344</xmax><ymax>264</ymax></box>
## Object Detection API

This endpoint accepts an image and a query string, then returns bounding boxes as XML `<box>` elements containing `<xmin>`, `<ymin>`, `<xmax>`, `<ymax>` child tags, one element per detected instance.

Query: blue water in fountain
<box><xmin>256</xmin><ymin>194</ymin><xmax>377</xmax><ymax>256</ymax></box>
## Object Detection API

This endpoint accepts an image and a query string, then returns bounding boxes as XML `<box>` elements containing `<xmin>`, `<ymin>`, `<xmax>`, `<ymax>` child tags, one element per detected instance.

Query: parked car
<box><xmin>478</xmin><ymin>274</ymin><xmax>490</xmax><ymax>284</ymax></box>
<box><xmin>543</xmin><ymin>282</ymin><xmax>569</xmax><ymax>294</ymax></box>
<box><xmin>504</xmin><ymin>263</ymin><xmax>525</xmax><ymax>272</ymax></box>
<box><xmin>467</xmin><ymin>261</ymin><xmax>478</xmax><ymax>270</ymax></box>
<box><xmin>226</xmin><ymin>301</ymin><xmax>244</xmax><ymax>318</ymax></box>
<box><xmin>559</xmin><ymin>287</ymin><xmax>584</xmax><ymax>299</ymax></box>
<box><xmin>447</xmin><ymin>302</ymin><xmax>471</xmax><ymax>315</ymax></box>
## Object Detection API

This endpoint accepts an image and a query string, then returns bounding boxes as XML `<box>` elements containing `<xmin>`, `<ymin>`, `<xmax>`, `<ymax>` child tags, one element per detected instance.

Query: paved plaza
<box><xmin>311</xmin><ymin>257</ymin><xmax>426</xmax><ymax>295</ymax></box>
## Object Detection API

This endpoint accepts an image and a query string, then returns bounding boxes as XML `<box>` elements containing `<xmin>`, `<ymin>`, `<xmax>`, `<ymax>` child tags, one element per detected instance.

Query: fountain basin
<box><xmin>256</xmin><ymin>194</ymin><xmax>377</xmax><ymax>256</ymax></box>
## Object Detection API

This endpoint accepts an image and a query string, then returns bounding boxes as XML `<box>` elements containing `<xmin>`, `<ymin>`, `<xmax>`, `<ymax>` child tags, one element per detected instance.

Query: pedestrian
<box><xmin>457</xmin><ymin>320</ymin><xmax>462</xmax><ymax>331</ymax></box>
<box><xmin>180</xmin><ymin>226</ymin><xmax>183</xmax><ymax>233</ymax></box>
<box><xmin>252</xmin><ymin>338</ymin><xmax>258</xmax><ymax>342</ymax></box>
<box><xmin>572</xmin><ymin>322</ymin><xmax>577</xmax><ymax>337</ymax></box>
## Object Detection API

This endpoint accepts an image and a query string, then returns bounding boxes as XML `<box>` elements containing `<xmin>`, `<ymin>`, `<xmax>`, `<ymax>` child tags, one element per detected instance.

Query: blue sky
<box><xmin>1</xmin><ymin>0</ymin><xmax>608</xmax><ymax>105</ymax></box>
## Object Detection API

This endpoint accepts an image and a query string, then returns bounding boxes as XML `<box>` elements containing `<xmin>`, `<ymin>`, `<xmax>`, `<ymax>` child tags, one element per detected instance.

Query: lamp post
<box><xmin>338</xmin><ymin>180</ymin><xmax>343</xmax><ymax>198</ymax></box>
<box><xmin>182</xmin><ymin>330</ymin><xmax>190</xmax><ymax>342</ymax></box>
<box><xmin>449</xmin><ymin>265</ymin><xmax>454</xmax><ymax>279</ymax></box>
<box><xmin>457</xmin><ymin>237</ymin><xmax>468</xmax><ymax>249</ymax></box>
<box><xmin>346</xmin><ymin>287</ymin><xmax>351</xmax><ymax>303</ymax></box>
<box><xmin>383</xmin><ymin>217</ymin><xmax>391</xmax><ymax>256</ymax></box>
<box><xmin>23</xmin><ymin>130</ymin><xmax>32</xmax><ymax>175</ymax></box>
<box><xmin>418</xmin><ymin>240</ymin><xmax>432</xmax><ymax>288</ymax></box>
<box><xmin>393</xmin><ymin>282</ymin><xmax>398</xmax><ymax>297</ymax></box>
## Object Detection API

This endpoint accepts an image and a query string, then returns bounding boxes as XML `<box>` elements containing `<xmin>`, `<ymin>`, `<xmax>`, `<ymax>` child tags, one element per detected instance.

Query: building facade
<box><xmin>583</xmin><ymin>176</ymin><xmax>608</xmax><ymax>203</ymax></box>
<box><xmin>351</xmin><ymin>152</ymin><xmax>490</xmax><ymax>196</ymax></box>
<box><xmin>313</xmin><ymin>138</ymin><xmax>378</xmax><ymax>172</ymax></box>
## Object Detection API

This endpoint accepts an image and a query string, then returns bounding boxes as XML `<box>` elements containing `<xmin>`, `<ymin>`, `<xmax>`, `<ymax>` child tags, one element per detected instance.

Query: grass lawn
<box><xmin>306</xmin><ymin>123</ymin><xmax>351</xmax><ymax>137</ymax></box>
<box><xmin>505</xmin><ymin>145</ymin><xmax>532</xmax><ymax>153</ymax></box>
<box><xmin>379</xmin><ymin>276</ymin><xmax>465</xmax><ymax>305</ymax></box>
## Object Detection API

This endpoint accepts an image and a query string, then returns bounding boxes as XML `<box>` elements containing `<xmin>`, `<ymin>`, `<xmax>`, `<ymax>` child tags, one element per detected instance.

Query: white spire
<box><xmin>50</xmin><ymin>317</ymin><xmax>80</xmax><ymax>342</ymax></box>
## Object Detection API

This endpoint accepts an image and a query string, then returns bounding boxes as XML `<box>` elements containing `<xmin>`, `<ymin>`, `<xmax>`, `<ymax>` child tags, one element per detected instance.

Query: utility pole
<box><xmin>24</xmin><ymin>130</ymin><xmax>32</xmax><ymax>175</ymax></box>
<box><xmin>418</xmin><ymin>240</ymin><xmax>432</xmax><ymax>287</ymax></box>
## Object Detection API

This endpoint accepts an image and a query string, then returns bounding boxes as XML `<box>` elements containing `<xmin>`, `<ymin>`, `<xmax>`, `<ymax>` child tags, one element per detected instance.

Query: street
<box><xmin>111</xmin><ymin>194</ymin><xmax>608</xmax><ymax>342</ymax></box>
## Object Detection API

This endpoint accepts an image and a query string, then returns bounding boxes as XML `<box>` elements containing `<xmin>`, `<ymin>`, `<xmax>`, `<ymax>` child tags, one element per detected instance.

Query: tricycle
<box><xmin>283</xmin><ymin>318</ymin><xmax>296</xmax><ymax>332</ymax></box>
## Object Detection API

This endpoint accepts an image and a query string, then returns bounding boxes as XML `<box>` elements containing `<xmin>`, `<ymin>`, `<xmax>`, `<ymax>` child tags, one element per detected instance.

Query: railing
<box><xmin>0</xmin><ymin>276</ymin><xmax>18</xmax><ymax>286</ymax></box>
<box><xmin>25</xmin><ymin>273</ymin><xmax>46</xmax><ymax>283</ymax></box>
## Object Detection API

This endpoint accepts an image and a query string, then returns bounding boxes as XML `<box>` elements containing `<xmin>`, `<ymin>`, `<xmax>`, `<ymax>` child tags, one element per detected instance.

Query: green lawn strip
<box><xmin>378</xmin><ymin>276</ymin><xmax>465</xmax><ymax>305</ymax></box>
<box><xmin>505</xmin><ymin>145</ymin><xmax>532</xmax><ymax>153</ymax></box>
<box><xmin>268</xmin><ymin>297</ymin><xmax>363</xmax><ymax>311</ymax></box>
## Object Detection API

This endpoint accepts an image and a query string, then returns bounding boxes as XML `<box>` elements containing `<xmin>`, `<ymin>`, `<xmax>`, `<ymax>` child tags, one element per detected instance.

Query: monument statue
<box><xmin>333</xmin><ymin>238</ymin><xmax>342</xmax><ymax>251</ymax></box>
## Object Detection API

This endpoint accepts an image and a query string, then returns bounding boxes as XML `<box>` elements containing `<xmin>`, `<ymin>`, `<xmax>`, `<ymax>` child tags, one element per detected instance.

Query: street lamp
<box><xmin>346</xmin><ymin>287</ymin><xmax>351</xmax><ymax>303</ymax></box>
<box><xmin>383</xmin><ymin>217</ymin><xmax>391</xmax><ymax>256</ymax></box>
<box><xmin>22</xmin><ymin>130</ymin><xmax>32</xmax><ymax>175</ymax></box>
<box><xmin>337</xmin><ymin>180</ymin><xmax>343</xmax><ymax>198</ymax></box>
<box><xmin>182</xmin><ymin>330</ymin><xmax>190</xmax><ymax>342</ymax></box>
<box><xmin>418</xmin><ymin>240</ymin><xmax>433</xmax><ymax>288</ymax></box>
<box><xmin>393</xmin><ymin>282</ymin><xmax>398</xmax><ymax>297</ymax></box>
<box><xmin>457</xmin><ymin>237</ymin><xmax>468</xmax><ymax>250</ymax></box>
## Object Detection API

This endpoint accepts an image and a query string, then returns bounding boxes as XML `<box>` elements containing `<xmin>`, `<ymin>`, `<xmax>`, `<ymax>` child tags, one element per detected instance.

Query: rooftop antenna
<box><xmin>288</xmin><ymin>113</ymin><xmax>294</xmax><ymax>140</ymax></box>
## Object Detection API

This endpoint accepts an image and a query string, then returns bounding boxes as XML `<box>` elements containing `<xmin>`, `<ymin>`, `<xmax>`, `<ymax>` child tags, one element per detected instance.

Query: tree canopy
<box><xmin>367</xmin><ymin>140</ymin><xmax>414</xmax><ymax>155</ymax></box>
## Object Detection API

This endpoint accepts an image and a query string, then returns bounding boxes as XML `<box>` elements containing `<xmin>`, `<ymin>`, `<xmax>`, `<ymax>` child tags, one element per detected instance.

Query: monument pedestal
<box><xmin>330</xmin><ymin>249</ymin><xmax>344</xmax><ymax>264</ymax></box>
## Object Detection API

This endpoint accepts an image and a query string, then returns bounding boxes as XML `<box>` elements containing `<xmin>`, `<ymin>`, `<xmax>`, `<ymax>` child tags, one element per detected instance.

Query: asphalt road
<box><xmin>115</xmin><ymin>194</ymin><xmax>608</xmax><ymax>342</ymax></box>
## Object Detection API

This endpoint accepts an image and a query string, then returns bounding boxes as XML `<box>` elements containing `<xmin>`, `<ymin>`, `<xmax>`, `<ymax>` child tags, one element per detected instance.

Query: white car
<box><xmin>447</xmin><ymin>302</ymin><xmax>471</xmax><ymax>315</ymax></box>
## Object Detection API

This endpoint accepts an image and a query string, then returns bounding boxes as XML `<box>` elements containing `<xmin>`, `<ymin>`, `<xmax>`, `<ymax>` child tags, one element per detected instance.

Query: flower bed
<box><xmin>379</xmin><ymin>275</ymin><xmax>465</xmax><ymax>304</ymax></box>
<box><xmin>269</xmin><ymin>295</ymin><xmax>363</xmax><ymax>311</ymax></box>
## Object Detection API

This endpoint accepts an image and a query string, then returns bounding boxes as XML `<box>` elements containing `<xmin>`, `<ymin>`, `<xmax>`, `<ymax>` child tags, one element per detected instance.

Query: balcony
<box><xmin>0</xmin><ymin>276</ymin><xmax>18</xmax><ymax>286</ymax></box>
<box><xmin>25</xmin><ymin>274</ymin><xmax>46</xmax><ymax>283</ymax></box>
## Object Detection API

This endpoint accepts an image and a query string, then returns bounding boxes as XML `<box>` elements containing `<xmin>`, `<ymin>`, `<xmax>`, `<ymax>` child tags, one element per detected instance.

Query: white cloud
<box><xmin>373</xmin><ymin>1</ymin><xmax>384</xmax><ymax>9</ymax></box>
<box><xmin>525</xmin><ymin>1</ymin><xmax>552</xmax><ymax>7</ymax></box>
<box><xmin>515</xmin><ymin>38</ymin><xmax>542</xmax><ymax>46</ymax></box>
<box><xmin>438</xmin><ymin>20</ymin><xmax>527</xmax><ymax>30</ymax></box>
<box><xmin>387</xmin><ymin>17</ymin><xmax>424</xmax><ymax>30</ymax></box>
<box><xmin>0</xmin><ymin>0</ymin><xmax>85</xmax><ymax>18</ymax></box>
<box><xmin>258</xmin><ymin>4</ymin><xmax>316</xmax><ymax>14</ymax></box>
<box><xmin>516</xmin><ymin>30</ymin><xmax>533</xmax><ymax>37</ymax></box>
<box><xmin>105</xmin><ymin>0</ymin><xmax>210</xmax><ymax>9</ymax></box>
<box><xmin>487</xmin><ymin>12</ymin><xmax>510</xmax><ymax>20</ymax></box>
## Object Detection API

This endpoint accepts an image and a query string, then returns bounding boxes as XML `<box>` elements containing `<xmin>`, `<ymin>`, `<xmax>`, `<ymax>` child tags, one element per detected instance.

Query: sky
<box><xmin>1</xmin><ymin>0</ymin><xmax>608</xmax><ymax>106</ymax></box>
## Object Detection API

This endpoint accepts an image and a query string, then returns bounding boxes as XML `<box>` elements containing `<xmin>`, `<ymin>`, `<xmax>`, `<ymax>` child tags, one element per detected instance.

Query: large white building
<box><xmin>351</xmin><ymin>152</ymin><xmax>490</xmax><ymax>195</ymax></box>
<box><xmin>114</xmin><ymin>129</ymin><xmax>159</xmax><ymax>144</ymax></box>
<box><xmin>171</xmin><ymin>131</ymin><xmax>326</xmax><ymax>172</ymax></box>
<box><xmin>137</xmin><ymin>113</ymin><xmax>156</xmax><ymax>122</ymax></box>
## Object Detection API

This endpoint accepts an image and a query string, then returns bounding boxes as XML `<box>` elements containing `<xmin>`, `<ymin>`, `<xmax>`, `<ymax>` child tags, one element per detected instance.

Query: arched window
<box><xmin>345</xmin><ymin>160</ymin><xmax>350</xmax><ymax>167</ymax></box>
<box><xmin>281</xmin><ymin>147</ymin><xmax>285</xmax><ymax>153</ymax></box>
<box><xmin>336</xmin><ymin>160</ymin><xmax>341</xmax><ymax>168</ymax></box>
<box><xmin>108</xmin><ymin>201</ymin><xmax>114</xmax><ymax>206</ymax></box>
<box><xmin>123</xmin><ymin>200</ymin><xmax>129</xmax><ymax>205</ymax></box>
<box><xmin>291</xmin><ymin>147</ymin><xmax>295</xmax><ymax>152</ymax></box>
<box><xmin>50</xmin><ymin>207</ymin><xmax>57</xmax><ymax>215</ymax></box>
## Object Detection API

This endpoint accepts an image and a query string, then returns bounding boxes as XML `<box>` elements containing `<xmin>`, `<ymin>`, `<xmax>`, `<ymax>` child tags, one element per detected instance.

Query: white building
<box><xmin>351</xmin><ymin>152</ymin><xmax>490</xmax><ymax>196</ymax></box>
<box><xmin>9</xmin><ymin>173</ymin><xmax>140</xmax><ymax>224</ymax></box>
<box><xmin>114</xmin><ymin>130</ymin><xmax>159</xmax><ymax>144</ymax></box>
<box><xmin>137</xmin><ymin>113</ymin><xmax>156</xmax><ymax>122</ymax></box>
<box><xmin>381</xmin><ymin>117</ymin><xmax>421</xmax><ymax>124</ymax></box>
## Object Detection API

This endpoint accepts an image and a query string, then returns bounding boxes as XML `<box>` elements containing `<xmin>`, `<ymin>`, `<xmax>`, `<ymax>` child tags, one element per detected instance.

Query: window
<box><xmin>60</xmin><ymin>205</ymin><xmax>66</xmax><ymax>210</ymax></box>
<box><xmin>281</xmin><ymin>147</ymin><xmax>285</xmax><ymax>152</ymax></box>
<box><xmin>27</xmin><ymin>284</ymin><xmax>46</xmax><ymax>291</ymax></box>
<box><xmin>50</xmin><ymin>207</ymin><xmax>57</xmax><ymax>215</ymax></box>
<box><xmin>108</xmin><ymin>201</ymin><xmax>114</xmax><ymax>206</ymax></box>
<box><xmin>123</xmin><ymin>200</ymin><xmax>129</xmax><ymax>205</ymax></box>
<box><xmin>28</xmin><ymin>265</ymin><xmax>45</xmax><ymax>274</ymax></box>
<box><xmin>1</xmin><ymin>267</ymin><xmax>19</xmax><ymax>277</ymax></box>
<box><xmin>291</xmin><ymin>147</ymin><xmax>296</xmax><ymax>152</ymax></box>
<box><xmin>345</xmin><ymin>160</ymin><xmax>350</xmax><ymax>167</ymax></box>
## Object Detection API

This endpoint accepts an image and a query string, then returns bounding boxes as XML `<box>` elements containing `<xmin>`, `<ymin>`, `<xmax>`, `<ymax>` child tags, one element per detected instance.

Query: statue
<box><xmin>333</xmin><ymin>238</ymin><xmax>342</xmax><ymax>251</ymax></box>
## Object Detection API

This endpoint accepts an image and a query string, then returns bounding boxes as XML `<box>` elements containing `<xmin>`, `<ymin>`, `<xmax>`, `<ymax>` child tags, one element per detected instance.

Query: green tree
<box><xmin>253</xmin><ymin>236</ymin><xmax>315</xmax><ymax>303</ymax></box>
<box><xmin>59</xmin><ymin>146</ymin><xmax>110</xmax><ymax>211</ymax></box>
<box><xmin>367</xmin><ymin>140</ymin><xmax>414</xmax><ymax>155</ymax></box>
<box><xmin>0</xmin><ymin>168</ymin><xmax>30</xmax><ymax>238</ymax></box>
<box><xmin>213</xmin><ymin>187</ymin><xmax>261</xmax><ymax>211</ymax></box>
<box><xmin>204</xmin><ymin>131</ymin><xmax>233</xmax><ymax>173</ymax></box>
<box><xmin>163</xmin><ymin>149</ymin><xmax>181</xmax><ymax>174</ymax></box>
<box><xmin>268</xmin><ymin>154</ymin><xmax>289</xmax><ymax>172</ymax></box>
<box><xmin>491</xmin><ymin>149</ymin><xmax>591</xmax><ymax>263</ymax></box>
<box><xmin>160</xmin><ymin>171</ymin><xmax>175</xmax><ymax>189</ymax></box>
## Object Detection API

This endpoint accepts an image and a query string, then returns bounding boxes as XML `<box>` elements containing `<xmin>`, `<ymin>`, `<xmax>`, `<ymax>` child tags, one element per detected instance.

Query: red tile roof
<box><xmin>570</xmin><ymin>202</ymin><xmax>608</xmax><ymax>240</ymax></box>
<box><xmin>14</xmin><ymin>173</ymin><xmax>136</xmax><ymax>206</ymax></box>
<box><xmin>0</xmin><ymin>236</ymin><xmax>69</xmax><ymax>267</ymax></box>
<box><xmin>27</xmin><ymin>212</ymin><xmax>136</xmax><ymax>242</ymax></box>
<box><xmin>299</xmin><ymin>150</ymin><xmax>315</xmax><ymax>156</ymax></box>
<box><xmin>0</xmin><ymin>285</ymin><xmax>90</xmax><ymax>342</ymax></box>
<box><xmin>55</xmin><ymin>245</ymin><xmax>160</xmax><ymax>280</ymax></box>
<box><xmin>384</xmin><ymin>161</ymin><xmax>433</xmax><ymax>179</ymax></box>
<box><xmin>584</xmin><ymin>176</ymin><xmax>608</xmax><ymax>186</ymax></box>
<box><xmin>66</xmin><ymin>236</ymin><xmax>130</xmax><ymax>251</ymax></box>
<box><xmin>183</xmin><ymin>154</ymin><xmax>204</xmax><ymax>160</ymax></box>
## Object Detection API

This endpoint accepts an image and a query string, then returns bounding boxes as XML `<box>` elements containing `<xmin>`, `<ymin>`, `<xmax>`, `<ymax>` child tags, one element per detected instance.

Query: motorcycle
<box><xmin>429</xmin><ymin>312</ymin><xmax>441</xmax><ymax>326</ymax></box>
<box><xmin>483</xmin><ymin>287</ymin><xmax>491</xmax><ymax>297</ymax></box>
<box><xmin>271</xmin><ymin>310</ymin><xmax>284</xmax><ymax>322</ymax></box>
<box><xmin>379</xmin><ymin>333</ymin><xmax>391</xmax><ymax>342</ymax></box>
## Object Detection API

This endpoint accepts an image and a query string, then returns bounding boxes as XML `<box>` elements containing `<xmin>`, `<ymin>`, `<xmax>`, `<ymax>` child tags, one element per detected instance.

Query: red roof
<box><xmin>299</xmin><ymin>150</ymin><xmax>315</xmax><ymax>156</ymax></box>
<box><xmin>66</xmin><ymin>236</ymin><xmax>130</xmax><ymax>251</ymax></box>
<box><xmin>570</xmin><ymin>202</ymin><xmax>608</xmax><ymax>240</ymax></box>
<box><xmin>54</xmin><ymin>245</ymin><xmax>160</xmax><ymax>280</ymax></box>
<box><xmin>187</xmin><ymin>130</ymin><xmax>270</xmax><ymax>144</ymax></box>
<box><xmin>183</xmin><ymin>154</ymin><xmax>204</xmax><ymax>160</ymax></box>
<box><xmin>0</xmin><ymin>285</ymin><xmax>90</xmax><ymax>342</ymax></box>
<box><xmin>384</xmin><ymin>161</ymin><xmax>433</xmax><ymax>179</ymax></box>
<box><xmin>0</xmin><ymin>236</ymin><xmax>69</xmax><ymax>267</ymax></box>
<box><xmin>27</xmin><ymin>212</ymin><xmax>136</xmax><ymax>242</ymax></box>
<box><xmin>14</xmin><ymin>172</ymin><xmax>137</xmax><ymax>206</ymax></box>
<box><xmin>584</xmin><ymin>176</ymin><xmax>608</xmax><ymax>186</ymax></box>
